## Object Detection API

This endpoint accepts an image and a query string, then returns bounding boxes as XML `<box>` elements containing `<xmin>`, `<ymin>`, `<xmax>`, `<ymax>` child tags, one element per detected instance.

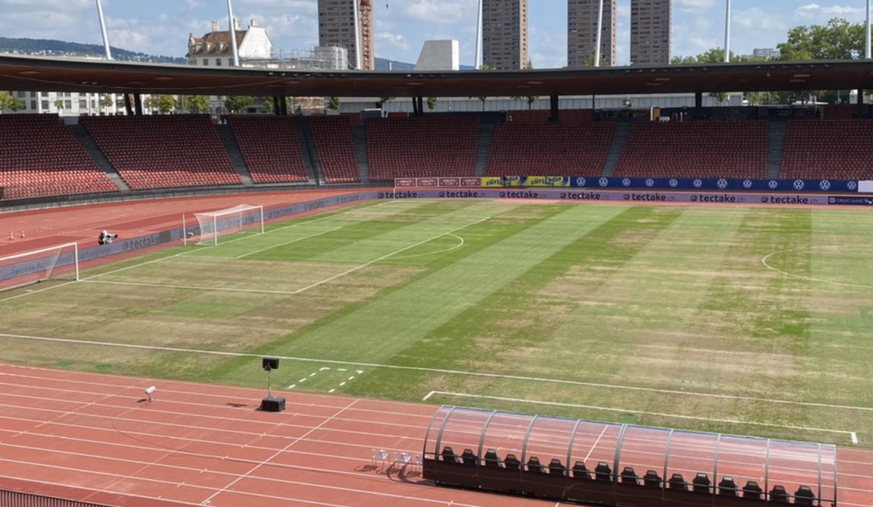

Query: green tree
<box><xmin>777</xmin><ymin>18</ymin><xmax>865</xmax><ymax>61</ymax></box>
<box><xmin>327</xmin><ymin>96</ymin><xmax>341</xmax><ymax>111</ymax></box>
<box><xmin>426</xmin><ymin>96</ymin><xmax>437</xmax><ymax>111</ymax></box>
<box><xmin>157</xmin><ymin>95</ymin><xmax>176</xmax><ymax>114</ymax></box>
<box><xmin>225</xmin><ymin>95</ymin><xmax>254</xmax><ymax>113</ymax></box>
<box><xmin>187</xmin><ymin>95</ymin><xmax>210</xmax><ymax>114</ymax></box>
<box><xmin>0</xmin><ymin>91</ymin><xmax>24</xmax><ymax>113</ymax></box>
<box><xmin>54</xmin><ymin>99</ymin><xmax>64</xmax><ymax>111</ymax></box>
<box><xmin>585</xmin><ymin>52</ymin><xmax>608</xmax><ymax>67</ymax></box>
<box><xmin>99</xmin><ymin>94</ymin><xmax>114</xmax><ymax>114</ymax></box>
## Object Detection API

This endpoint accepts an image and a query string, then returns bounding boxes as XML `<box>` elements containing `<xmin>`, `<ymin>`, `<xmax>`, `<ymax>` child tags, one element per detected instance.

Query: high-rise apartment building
<box><xmin>568</xmin><ymin>0</ymin><xmax>617</xmax><ymax>68</ymax></box>
<box><xmin>482</xmin><ymin>0</ymin><xmax>529</xmax><ymax>70</ymax></box>
<box><xmin>630</xmin><ymin>0</ymin><xmax>671</xmax><ymax>66</ymax></box>
<box><xmin>317</xmin><ymin>0</ymin><xmax>375</xmax><ymax>70</ymax></box>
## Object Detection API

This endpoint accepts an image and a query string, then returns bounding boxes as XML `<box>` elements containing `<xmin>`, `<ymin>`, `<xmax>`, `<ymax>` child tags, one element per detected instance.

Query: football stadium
<box><xmin>3</xmin><ymin>2</ymin><xmax>873</xmax><ymax>507</ymax></box>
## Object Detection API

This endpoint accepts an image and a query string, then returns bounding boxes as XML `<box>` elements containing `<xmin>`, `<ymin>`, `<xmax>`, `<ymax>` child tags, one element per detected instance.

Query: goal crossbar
<box><xmin>0</xmin><ymin>242</ymin><xmax>80</xmax><ymax>293</ymax></box>
<box><xmin>192</xmin><ymin>204</ymin><xmax>265</xmax><ymax>246</ymax></box>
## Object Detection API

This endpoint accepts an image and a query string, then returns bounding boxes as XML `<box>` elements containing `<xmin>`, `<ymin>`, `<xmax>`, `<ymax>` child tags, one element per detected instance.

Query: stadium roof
<box><xmin>2</xmin><ymin>54</ymin><xmax>873</xmax><ymax>98</ymax></box>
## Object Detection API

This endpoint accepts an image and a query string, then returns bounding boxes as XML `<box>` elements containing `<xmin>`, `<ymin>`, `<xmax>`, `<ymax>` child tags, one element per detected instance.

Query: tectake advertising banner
<box><xmin>569</xmin><ymin>176</ymin><xmax>860</xmax><ymax>193</ymax></box>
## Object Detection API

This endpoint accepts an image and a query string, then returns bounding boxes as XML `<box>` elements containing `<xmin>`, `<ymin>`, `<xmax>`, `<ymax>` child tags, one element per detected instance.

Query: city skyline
<box><xmin>0</xmin><ymin>1</ymin><xmax>867</xmax><ymax>69</ymax></box>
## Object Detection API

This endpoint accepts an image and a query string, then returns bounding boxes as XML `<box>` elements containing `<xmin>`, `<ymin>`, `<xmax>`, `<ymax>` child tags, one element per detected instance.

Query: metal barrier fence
<box><xmin>0</xmin><ymin>489</ymin><xmax>111</xmax><ymax>507</ymax></box>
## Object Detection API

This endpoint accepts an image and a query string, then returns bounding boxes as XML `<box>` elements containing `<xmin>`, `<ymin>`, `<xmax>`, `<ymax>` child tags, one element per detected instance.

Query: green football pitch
<box><xmin>2</xmin><ymin>199</ymin><xmax>873</xmax><ymax>446</ymax></box>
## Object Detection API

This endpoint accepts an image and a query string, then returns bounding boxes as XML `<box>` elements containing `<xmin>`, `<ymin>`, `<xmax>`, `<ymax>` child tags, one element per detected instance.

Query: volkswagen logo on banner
<box><xmin>717</xmin><ymin>179</ymin><xmax>729</xmax><ymax>189</ymax></box>
<box><xmin>645</xmin><ymin>178</ymin><xmax>655</xmax><ymax>188</ymax></box>
<box><xmin>743</xmin><ymin>179</ymin><xmax>753</xmax><ymax>189</ymax></box>
<box><xmin>599</xmin><ymin>177</ymin><xmax>609</xmax><ymax>187</ymax></box>
<box><xmin>693</xmin><ymin>179</ymin><xmax>703</xmax><ymax>188</ymax></box>
<box><xmin>669</xmin><ymin>179</ymin><xmax>679</xmax><ymax>188</ymax></box>
<box><xmin>576</xmin><ymin>177</ymin><xmax>587</xmax><ymax>187</ymax></box>
<box><xmin>848</xmin><ymin>181</ymin><xmax>858</xmax><ymax>191</ymax></box>
<box><xmin>819</xmin><ymin>180</ymin><xmax>831</xmax><ymax>191</ymax></box>
<box><xmin>622</xmin><ymin>178</ymin><xmax>631</xmax><ymax>187</ymax></box>
<box><xmin>768</xmin><ymin>180</ymin><xmax>779</xmax><ymax>189</ymax></box>
<box><xmin>794</xmin><ymin>179</ymin><xmax>805</xmax><ymax>190</ymax></box>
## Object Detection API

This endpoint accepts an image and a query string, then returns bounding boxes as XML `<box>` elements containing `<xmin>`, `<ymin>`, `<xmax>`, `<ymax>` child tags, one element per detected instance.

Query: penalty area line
<box><xmin>424</xmin><ymin>391</ymin><xmax>858</xmax><ymax>440</ymax></box>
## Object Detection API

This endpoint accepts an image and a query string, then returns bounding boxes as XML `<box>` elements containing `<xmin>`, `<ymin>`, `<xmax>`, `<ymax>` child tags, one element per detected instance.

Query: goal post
<box><xmin>0</xmin><ymin>242</ymin><xmax>79</xmax><ymax>293</ymax></box>
<box><xmin>192</xmin><ymin>204</ymin><xmax>265</xmax><ymax>246</ymax></box>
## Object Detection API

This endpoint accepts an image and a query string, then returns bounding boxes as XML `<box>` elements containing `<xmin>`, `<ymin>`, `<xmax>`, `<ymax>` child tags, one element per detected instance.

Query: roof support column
<box><xmin>123</xmin><ymin>93</ymin><xmax>133</xmax><ymax>116</ymax></box>
<box><xmin>280</xmin><ymin>95</ymin><xmax>288</xmax><ymax>116</ymax></box>
<box><xmin>417</xmin><ymin>96</ymin><xmax>424</xmax><ymax>116</ymax></box>
<box><xmin>272</xmin><ymin>96</ymin><xmax>281</xmax><ymax>116</ymax></box>
<box><xmin>134</xmin><ymin>93</ymin><xmax>143</xmax><ymax>116</ymax></box>
<box><xmin>858</xmin><ymin>88</ymin><xmax>865</xmax><ymax>116</ymax></box>
<box><xmin>695</xmin><ymin>91</ymin><xmax>703</xmax><ymax>117</ymax></box>
<box><xmin>550</xmin><ymin>94</ymin><xmax>559</xmax><ymax>123</ymax></box>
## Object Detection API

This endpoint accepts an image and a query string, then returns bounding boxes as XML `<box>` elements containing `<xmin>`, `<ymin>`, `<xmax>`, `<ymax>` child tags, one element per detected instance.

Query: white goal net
<box><xmin>0</xmin><ymin>242</ymin><xmax>80</xmax><ymax>293</ymax></box>
<box><xmin>192</xmin><ymin>204</ymin><xmax>265</xmax><ymax>246</ymax></box>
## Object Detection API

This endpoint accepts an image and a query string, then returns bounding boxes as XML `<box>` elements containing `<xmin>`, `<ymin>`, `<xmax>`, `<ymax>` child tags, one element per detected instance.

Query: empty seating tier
<box><xmin>0</xmin><ymin>115</ymin><xmax>116</xmax><ymax>200</ymax></box>
<box><xmin>366</xmin><ymin>117</ymin><xmax>480</xmax><ymax>181</ymax></box>
<box><xmin>81</xmin><ymin>115</ymin><xmax>241</xmax><ymax>190</ymax></box>
<box><xmin>310</xmin><ymin>116</ymin><xmax>360</xmax><ymax>183</ymax></box>
<box><xmin>227</xmin><ymin>116</ymin><xmax>309</xmax><ymax>183</ymax></box>
<box><xmin>615</xmin><ymin>121</ymin><xmax>768</xmax><ymax>179</ymax></box>
<box><xmin>781</xmin><ymin>120</ymin><xmax>873</xmax><ymax>180</ymax></box>
<box><xmin>486</xmin><ymin>122</ymin><xmax>616</xmax><ymax>176</ymax></box>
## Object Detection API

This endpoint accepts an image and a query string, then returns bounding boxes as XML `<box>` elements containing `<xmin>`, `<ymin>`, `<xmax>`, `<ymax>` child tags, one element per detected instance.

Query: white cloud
<box><xmin>404</xmin><ymin>0</ymin><xmax>472</xmax><ymax>24</ymax></box>
<box><xmin>795</xmin><ymin>3</ymin><xmax>864</xmax><ymax>19</ymax></box>
<box><xmin>377</xmin><ymin>31</ymin><xmax>410</xmax><ymax>51</ymax></box>
<box><xmin>674</xmin><ymin>0</ymin><xmax>716</xmax><ymax>11</ymax></box>
<box><xmin>733</xmin><ymin>8</ymin><xmax>786</xmax><ymax>31</ymax></box>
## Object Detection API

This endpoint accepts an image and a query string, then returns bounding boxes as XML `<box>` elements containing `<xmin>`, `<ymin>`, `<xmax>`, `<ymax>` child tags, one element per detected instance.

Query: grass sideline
<box><xmin>1</xmin><ymin>199</ymin><xmax>873</xmax><ymax>446</ymax></box>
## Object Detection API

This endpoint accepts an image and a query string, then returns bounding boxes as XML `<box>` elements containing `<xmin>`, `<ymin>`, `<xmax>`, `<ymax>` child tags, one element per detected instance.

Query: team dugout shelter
<box><xmin>423</xmin><ymin>407</ymin><xmax>837</xmax><ymax>507</ymax></box>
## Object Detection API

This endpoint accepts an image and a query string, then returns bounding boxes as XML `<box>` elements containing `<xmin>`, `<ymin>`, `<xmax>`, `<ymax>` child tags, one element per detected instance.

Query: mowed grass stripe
<box><xmin>345</xmin><ymin>206</ymin><xmax>686</xmax><ymax>399</ymax></box>
<box><xmin>257</xmin><ymin>204</ymin><xmax>628</xmax><ymax>363</ymax></box>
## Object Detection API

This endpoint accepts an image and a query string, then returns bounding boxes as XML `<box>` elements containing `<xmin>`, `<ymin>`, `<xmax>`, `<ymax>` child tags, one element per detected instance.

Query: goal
<box><xmin>0</xmin><ymin>242</ymin><xmax>79</xmax><ymax>293</ymax></box>
<box><xmin>191</xmin><ymin>204</ymin><xmax>265</xmax><ymax>246</ymax></box>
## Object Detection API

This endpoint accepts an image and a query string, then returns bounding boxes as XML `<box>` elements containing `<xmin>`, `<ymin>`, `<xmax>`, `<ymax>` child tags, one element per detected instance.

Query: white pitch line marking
<box><xmin>309</xmin><ymin>373</ymin><xmax>317</xmax><ymax>377</ymax></box>
<box><xmin>329</xmin><ymin>389</ymin><xmax>336</xmax><ymax>394</ymax></box>
<box><xmin>4</xmin><ymin>332</ymin><xmax>873</xmax><ymax>415</ymax></box>
<box><xmin>320</xmin><ymin>367</ymin><xmax>331</xmax><ymax>371</ymax></box>
<box><xmin>428</xmin><ymin>391</ymin><xmax>857</xmax><ymax>439</ymax></box>
<box><xmin>339</xmin><ymin>382</ymin><xmax>346</xmax><ymax>387</ymax></box>
<box><xmin>852</xmin><ymin>432</ymin><xmax>860</xmax><ymax>445</ymax></box>
<box><xmin>299</xmin><ymin>378</ymin><xmax>307</xmax><ymax>383</ymax></box>
<box><xmin>288</xmin><ymin>384</ymin><xmax>296</xmax><ymax>390</ymax></box>
<box><xmin>288</xmin><ymin>216</ymin><xmax>491</xmax><ymax>295</ymax></box>
<box><xmin>235</xmin><ymin>227</ymin><xmax>342</xmax><ymax>259</ymax></box>
<box><xmin>422</xmin><ymin>391</ymin><xmax>436</xmax><ymax>402</ymax></box>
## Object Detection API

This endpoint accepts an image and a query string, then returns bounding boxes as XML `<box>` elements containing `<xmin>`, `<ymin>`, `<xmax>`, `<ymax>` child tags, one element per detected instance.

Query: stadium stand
<box><xmin>0</xmin><ymin>115</ymin><xmax>117</xmax><ymax>200</ymax></box>
<box><xmin>366</xmin><ymin>117</ymin><xmax>480</xmax><ymax>181</ymax></box>
<box><xmin>485</xmin><ymin>122</ymin><xmax>616</xmax><ymax>176</ymax></box>
<box><xmin>780</xmin><ymin>120</ymin><xmax>873</xmax><ymax>180</ymax></box>
<box><xmin>614</xmin><ymin>120</ymin><xmax>768</xmax><ymax>179</ymax></box>
<box><xmin>310</xmin><ymin>116</ymin><xmax>360</xmax><ymax>183</ymax></box>
<box><xmin>227</xmin><ymin>116</ymin><xmax>309</xmax><ymax>183</ymax></box>
<box><xmin>80</xmin><ymin>115</ymin><xmax>241</xmax><ymax>189</ymax></box>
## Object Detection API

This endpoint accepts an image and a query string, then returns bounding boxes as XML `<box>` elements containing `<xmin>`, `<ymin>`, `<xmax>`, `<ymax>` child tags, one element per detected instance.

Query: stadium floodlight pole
<box><xmin>724</xmin><ymin>0</ymin><xmax>731</xmax><ymax>63</ymax></box>
<box><xmin>352</xmin><ymin>0</ymin><xmax>362</xmax><ymax>70</ymax></box>
<box><xmin>95</xmin><ymin>0</ymin><xmax>112</xmax><ymax>60</ymax></box>
<box><xmin>475</xmin><ymin>0</ymin><xmax>482</xmax><ymax>69</ymax></box>
<box><xmin>594</xmin><ymin>0</ymin><xmax>604</xmax><ymax>67</ymax></box>
<box><xmin>867</xmin><ymin>0</ymin><xmax>871</xmax><ymax>59</ymax></box>
<box><xmin>226</xmin><ymin>0</ymin><xmax>240</xmax><ymax>67</ymax></box>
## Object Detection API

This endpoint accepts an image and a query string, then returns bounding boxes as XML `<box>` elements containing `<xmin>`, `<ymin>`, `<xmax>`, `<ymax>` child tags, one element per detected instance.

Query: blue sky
<box><xmin>0</xmin><ymin>0</ymin><xmax>868</xmax><ymax>67</ymax></box>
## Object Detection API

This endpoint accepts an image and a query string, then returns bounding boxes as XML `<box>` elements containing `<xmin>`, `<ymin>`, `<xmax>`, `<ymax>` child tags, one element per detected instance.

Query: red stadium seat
<box><xmin>486</xmin><ymin>123</ymin><xmax>615</xmax><ymax>176</ymax></box>
<box><xmin>227</xmin><ymin>116</ymin><xmax>309</xmax><ymax>183</ymax></box>
<box><xmin>614</xmin><ymin>121</ymin><xmax>768</xmax><ymax>179</ymax></box>
<box><xmin>780</xmin><ymin>120</ymin><xmax>873</xmax><ymax>180</ymax></box>
<box><xmin>80</xmin><ymin>115</ymin><xmax>242</xmax><ymax>190</ymax></box>
<box><xmin>0</xmin><ymin>115</ymin><xmax>117</xmax><ymax>200</ymax></box>
<box><xmin>310</xmin><ymin>116</ymin><xmax>360</xmax><ymax>183</ymax></box>
<box><xmin>366</xmin><ymin>117</ymin><xmax>480</xmax><ymax>181</ymax></box>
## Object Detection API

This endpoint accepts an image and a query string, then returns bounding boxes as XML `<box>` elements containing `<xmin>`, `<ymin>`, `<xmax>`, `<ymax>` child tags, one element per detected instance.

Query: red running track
<box><xmin>0</xmin><ymin>364</ymin><xmax>869</xmax><ymax>507</ymax></box>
